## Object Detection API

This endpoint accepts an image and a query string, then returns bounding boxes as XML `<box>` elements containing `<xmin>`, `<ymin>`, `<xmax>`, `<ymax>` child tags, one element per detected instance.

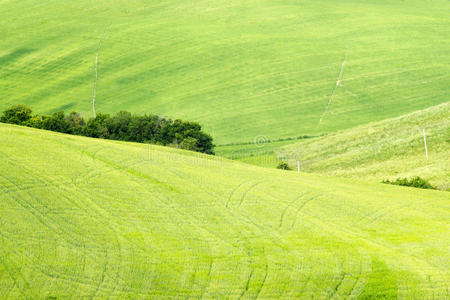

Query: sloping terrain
<box><xmin>0</xmin><ymin>123</ymin><xmax>449</xmax><ymax>298</ymax></box>
<box><xmin>1</xmin><ymin>0</ymin><xmax>449</xmax><ymax>143</ymax></box>
<box><xmin>277</xmin><ymin>102</ymin><xmax>450</xmax><ymax>190</ymax></box>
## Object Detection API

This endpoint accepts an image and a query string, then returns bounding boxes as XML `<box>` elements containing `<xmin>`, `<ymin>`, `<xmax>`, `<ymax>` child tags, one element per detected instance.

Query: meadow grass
<box><xmin>0</xmin><ymin>0</ymin><xmax>449</xmax><ymax>143</ymax></box>
<box><xmin>277</xmin><ymin>102</ymin><xmax>450</xmax><ymax>190</ymax></box>
<box><xmin>215</xmin><ymin>138</ymin><xmax>302</xmax><ymax>168</ymax></box>
<box><xmin>0</xmin><ymin>123</ymin><xmax>449</xmax><ymax>298</ymax></box>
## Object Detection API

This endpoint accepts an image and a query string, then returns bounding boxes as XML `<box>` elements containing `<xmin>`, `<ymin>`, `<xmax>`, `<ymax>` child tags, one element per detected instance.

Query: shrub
<box><xmin>84</xmin><ymin>113</ymin><xmax>110</xmax><ymax>138</ymax></box>
<box><xmin>0</xmin><ymin>104</ymin><xmax>33</xmax><ymax>124</ymax></box>
<box><xmin>41</xmin><ymin>111</ymin><xmax>70</xmax><ymax>133</ymax></box>
<box><xmin>382</xmin><ymin>176</ymin><xmax>436</xmax><ymax>190</ymax></box>
<box><xmin>65</xmin><ymin>112</ymin><xmax>86</xmax><ymax>135</ymax></box>
<box><xmin>277</xmin><ymin>161</ymin><xmax>292</xmax><ymax>170</ymax></box>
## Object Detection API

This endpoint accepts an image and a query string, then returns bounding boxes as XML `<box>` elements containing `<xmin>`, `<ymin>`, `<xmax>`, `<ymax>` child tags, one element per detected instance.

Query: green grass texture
<box><xmin>277</xmin><ymin>102</ymin><xmax>450</xmax><ymax>190</ymax></box>
<box><xmin>1</xmin><ymin>0</ymin><xmax>449</xmax><ymax>143</ymax></box>
<box><xmin>1</xmin><ymin>123</ymin><xmax>449</xmax><ymax>298</ymax></box>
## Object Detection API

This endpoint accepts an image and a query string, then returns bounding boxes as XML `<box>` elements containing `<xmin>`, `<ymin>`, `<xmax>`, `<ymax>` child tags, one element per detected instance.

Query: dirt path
<box><xmin>92</xmin><ymin>24</ymin><xmax>111</xmax><ymax>118</ymax></box>
<box><xmin>318</xmin><ymin>52</ymin><xmax>348</xmax><ymax>126</ymax></box>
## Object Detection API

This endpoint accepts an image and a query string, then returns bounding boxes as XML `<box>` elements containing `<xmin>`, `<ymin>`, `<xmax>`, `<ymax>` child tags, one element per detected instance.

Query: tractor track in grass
<box><xmin>0</xmin><ymin>252</ymin><xmax>29</xmax><ymax>299</ymax></box>
<box><xmin>0</xmin><ymin>154</ymin><xmax>126</xmax><ymax>295</ymax></box>
<box><xmin>347</xmin><ymin>251</ymin><xmax>370</xmax><ymax>298</ymax></box>
<box><xmin>0</xmin><ymin>235</ymin><xmax>105</xmax><ymax>294</ymax></box>
<box><xmin>328</xmin><ymin>270</ymin><xmax>346</xmax><ymax>299</ymax></box>
<box><xmin>287</xmin><ymin>195</ymin><xmax>320</xmax><ymax>232</ymax></box>
<box><xmin>364</xmin><ymin>204</ymin><xmax>409</xmax><ymax>226</ymax></box>
<box><xmin>279</xmin><ymin>192</ymin><xmax>308</xmax><ymax>229</ymax></box>
<box><xmin>297</xmin><ymin>266</ymin><xmax>313</xmax><ymax>298</ymax></box>
<box><xmin>1</xmin><ymin>174</ymin><xmax>87</xmax><ymax>250</ymax></box>
<box><xmin>225</xmin><ymin>181</ymin><xmax>262</xmax><ymax>209</ymax></box>
<box><xmin>239</xmin><ymin>269</ymin><xmax>254</xmax><ymax>299</ymax></box>
<box><xmin>75</xmin><ymin>179</ymin><xmax>242</xmax><ymax>297</ymax></box>
<box><xmin>226</xmin><ymin>182</ymin><xmax>245</xmax><ymax>208</ymax></box>
<box><xmin>238</xmin><ymin>181</ymin><xmax>262</xmax><ymax>207</ymax></box>
<box><xmin>358</xmin><ymin>203</ymin><xmax>409</xmax><ymax>226</ymax></box>
<box><xmin>91</xmin><ymin>245</ymin><xmax>109</xmax><ymax>299</ymax></box>
<box><xmin>0</xmin><ymin>198</ymin><xmax>113</xmax><ymax>293</ymax></box>
<box><xmin>1</xmin><ymin>232</ymin><xmax>121</xmax><ymax>296</ymax></box>
<box><xmin>253</xmin><ymin>248</ymin><xmax>269</xmax><ymax>299</ymax></box>
<box><xmin>221</xmin><ymin>183</ymin><xmax>272</xmax><ymax>298</ymax></box>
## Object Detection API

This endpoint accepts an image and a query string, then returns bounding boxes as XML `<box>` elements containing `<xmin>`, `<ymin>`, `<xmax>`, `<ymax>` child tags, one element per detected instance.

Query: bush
<box><xmin>84</xmin><ymin>113</ymin><xmax>111</xmax><ymax>139</ymax></box>
<box><xmin>382</xmin><ymin>176</ymin><xmax>436</xmax><ymax>190</ymax></box>
<box><xmin>277</xmin><ymin>161</ymin><xmax>292</xmax><ymax>170</ymax></box>
<box><xmin>0</xmin><ymin>104</ymin><xmax>33</xmax><ymax>124</ymax></box>
<box><xmin>41</xmin><ymin>111</ymin><xmax>70</xmax><ymax>133</ymax></box>
<box><xmin>65</xmin><ymin>112</ymin><xmax>86</xmax><ymax>135</ymax></box>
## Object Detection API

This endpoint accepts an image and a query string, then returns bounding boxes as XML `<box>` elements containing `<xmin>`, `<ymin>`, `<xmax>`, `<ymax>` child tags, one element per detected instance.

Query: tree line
<box><xmin>0</xmin><ymin>105</ymin><xmax>215</xmax><ymax>154</ymax></box>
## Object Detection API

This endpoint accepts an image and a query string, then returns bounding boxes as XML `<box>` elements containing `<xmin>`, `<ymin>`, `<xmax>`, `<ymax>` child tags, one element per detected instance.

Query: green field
<box><xmin>276</xmin><ymin>102</ymin><xmax>450</xmax><ymax>190</ymax></box>
<box><xmin>215</xmin><ymin>137</ymin><xmax>309</xmax><ymax>168</ymax></box>
<box><xmin>1</xmin><ymin>0</ymin><xmax>449</xmax><ymax>143</ymax></box>
<box><xmin>1</xmin><ymin>123</ymin><xmax>449</xmax><ymax>298</ymax></box>
<box><xmin>1</xmin><ymin>0</ymin><xmax>449</xmax><ymax>297</ymax></box>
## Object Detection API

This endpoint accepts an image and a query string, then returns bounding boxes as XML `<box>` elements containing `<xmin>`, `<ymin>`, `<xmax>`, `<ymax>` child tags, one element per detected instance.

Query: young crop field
<box><xmin>0</xmin><ymin>123</ymin><xmax>449</xmax><ymax>298</ymax></box>
<box><xmin>277</xmin><ymin>102</ymin><xmax>450</xmax><ymax>190</ymax></box>
<box><xmin>1</xmin><ymin>0</ymin><xmax>449</xmax><ymax>143</ymax></box>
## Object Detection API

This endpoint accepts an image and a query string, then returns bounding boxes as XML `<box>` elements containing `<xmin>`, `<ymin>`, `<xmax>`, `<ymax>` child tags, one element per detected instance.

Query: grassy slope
<box><xmin>1</xmin><ymin>0</ymin><xmax>449</xmax><ymax>143</ymax></box>
<box><xmin>215</xmin><ymin>138</ymin><xmax>306</xmax><ymax>168</ymax></box>
<box><xmin>277</xmin><ymin>102</ymin><xmax>450</xmax><ymax>190</ymax></box>
<box><xmin>1</xmin><ymin>123</ymin><xmax>449</xmax><ymax>298</ymax></box>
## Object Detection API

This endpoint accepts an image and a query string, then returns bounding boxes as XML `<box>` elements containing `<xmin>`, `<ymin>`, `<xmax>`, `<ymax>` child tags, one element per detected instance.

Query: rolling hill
<box><xmin>1</xmin><ymin>0</ymin><xmax>449</xmax><ymax>143</ymax></box>
<box><xmin>1</xmin><ymin>123</ymin><xmax>449</xmax><ymax>298</ymax></box>
<box><xmin>276</xmin><ymin>102</ymin><xmax>450</xmax><ymax>190</ymax></box>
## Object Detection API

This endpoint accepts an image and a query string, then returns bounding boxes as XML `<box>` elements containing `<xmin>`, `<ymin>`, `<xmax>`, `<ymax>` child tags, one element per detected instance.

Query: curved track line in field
<box><xmin>226</xmin><ymin>182</ymin><xmax>246</xmax><ymax>208</ymax></box>
<box><xmin>1</xmin><ymin>229</ymin><xmax>149</xmax><ymax>297</ymax></box>
<box><xmin>347</xmin><ymin>251</ymin><xmax>368</xmax><ymax>298</ymax></box>
<box><xmin>0</xmin><ymin>243</ymin><xmax>16</xmax><ymax>299</ymax></box>
<box><xmin>365</xmin><ymin>204</ymin><xmax>409</xmax><ymax>226</ymax></box>
<box><xmin>0</xmin><ymin>156</ymin><xmax>125</xmax><ymax>295</ymax></box>
<box><xmin>0</xmin><ymin>255</ymin><xmax>28</xmax><ymax>298</ymax></box>
<box><xmin>318</xmin><ymin>52</ymin><xmax>348</xmax><ymax>126</ymax></box>
<box><xmin>328</xmin><ymin>270</ymin><xmax>346</xmax><ymax>299</ymax></box>
<box><xmin>75</xmin><ymin>180</ymin><xmax>246</xmax><ymax>296</ymax></box>
<box><xmin>0</xmin><ymin>173</ymin><xmax>85</xmax><ymax>250</ymax></box>
<box><xmin>358</xmin><ymin>204</ymin><xmax>409</xmax><ymax>226</ymax></box>
<box><xmin>226</xmin><ymin>181</ymin><xmax>262</xmax><ymax>208</ymax></box>
<box><xmin>296</xmin><ymin>267</ymin><xmax>313</xmax><ymax>298</ymax></box>
<box><xmin>240</xmin><ymin>269</ymin><xmax>254</xmax><ymax>299</ymax></box>
<box><xmin>287</xmin><ymin>195</ymin><xmax>320</xmax><ymax>232</ymax></box>
<box><xmin>91</xmin><ymin>246</ymin><xmax>109</xmax><ymax>299</ymax></box>
<box><xmin>199</xmin><ymin>244</ymin><xmax>214</xmax><ymax>299</ymax></box>
<box><xmin>279</xmin><ymin>192</ymin><xmax>308</xmax><ymax>229</ymax></box>
<box><xmin>253</xmin><ymin>250</ymin><xmax>269</xmax><ymax>300</ymax></box>
<box><xmin>238</xmin><ymin>181</ymin><xmax>262</xmax><ymax>207</ymax></box>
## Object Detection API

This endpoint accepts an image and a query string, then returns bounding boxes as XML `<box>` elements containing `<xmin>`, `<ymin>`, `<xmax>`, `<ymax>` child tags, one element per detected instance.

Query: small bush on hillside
<box><xmin>382</xmin><ymin>176</ymin><xmax>436</xmax><ymax>190</ymax></box>
<box><xmin>276</xmin><ymin>162</ymin><xmax>292</xmax><ymax>170</ymax></box>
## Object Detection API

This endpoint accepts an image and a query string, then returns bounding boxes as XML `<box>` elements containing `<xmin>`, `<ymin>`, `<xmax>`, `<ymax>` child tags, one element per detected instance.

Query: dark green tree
<box><xmin>105</xmin><ymin>111</ymin><xmax>132</xmax><ymax>140</ymax></box>
<box><xmin>65</xmin><ymin>112</ymin><xmax>86</xmax><ymax>135</ymax></box>
<box><xmin>84</xmin><ymin>113</ymin><xmax>110</xmax><ymax>138</ymax></box>
<box><xmin>0</xmin><ymin>104</ymin><xmax>33</xmax><ymax>125</ymax></box>
<box><xmin>41</xmin><ymin>111</ymin><xmax>70</xmax><ymax>133</ymax></box>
